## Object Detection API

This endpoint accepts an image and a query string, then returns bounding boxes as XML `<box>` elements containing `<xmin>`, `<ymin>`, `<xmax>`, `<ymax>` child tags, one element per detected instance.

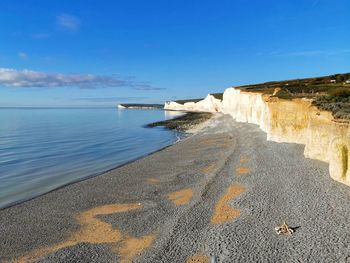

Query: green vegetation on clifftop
<box><xmin>238</xmin><ymin>72</ymin><xmax>350</xmax><ymax>119</ymax></box>
<box><xmin>175</xmin><ymin>93</ymin><xmax>223</xmax><ymax>105</ymax></box>
<box><xmin>171</xmin><ymin>73</ymin><xmax>350</xmax><ymax>120</ymax></box>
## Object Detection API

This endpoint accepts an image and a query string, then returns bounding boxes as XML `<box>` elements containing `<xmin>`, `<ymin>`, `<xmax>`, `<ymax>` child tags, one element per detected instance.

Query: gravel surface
<box><xmin>146</xmin><ymin>112</ymin><xmax>213</xmax><ymax>131</ymax></box>
<box><xmin>1</xmin><ymin>114</ymin><xmax>350</xmax><ymax>262</ymax></box>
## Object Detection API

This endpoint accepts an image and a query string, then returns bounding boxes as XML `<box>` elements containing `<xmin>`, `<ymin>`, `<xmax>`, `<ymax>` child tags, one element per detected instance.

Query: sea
<box><xmin>0</xmin><ymin>107</ymin><xmax>184</xmax><ymax>209</ymax></box>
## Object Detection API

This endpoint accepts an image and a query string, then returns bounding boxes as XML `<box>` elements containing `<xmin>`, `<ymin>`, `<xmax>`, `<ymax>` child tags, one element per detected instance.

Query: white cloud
<box><xmin>56</xmin><ymin>14</ymin><xmax>81</xmax><ymax>31</ymax></box>
<box><xmin>0</xmin><ymin>68</ymin><xmax>160</xmax><ymax>90</ymax></box>
<box><xmin>18</xmin><ymin>52</ymin><xmax>28</xmax><ymax>60</ymax></box>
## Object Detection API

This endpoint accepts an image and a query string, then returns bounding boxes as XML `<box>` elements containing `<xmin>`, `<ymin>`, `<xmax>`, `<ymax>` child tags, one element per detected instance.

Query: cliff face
<box><xmin>221</xmin><ymin>87</ymin><xmax>350</xmax><ymax>187</ymax></box>
<box><xmin>221</xmin><ymin>88</ymin><xmax>270</xmax><ymax>132</ymax></box>
<box><xmin>164</xmin><ymin>94</ymin><xmax>222</xmax><ymax>113</ymax></box>
<box><xmin>165</xmin><ymin>88</ymin><xmax>350</xmax><ymax>187</ymax></box>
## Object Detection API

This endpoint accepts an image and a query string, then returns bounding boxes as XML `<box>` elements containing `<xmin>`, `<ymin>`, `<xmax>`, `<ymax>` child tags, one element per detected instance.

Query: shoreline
<box><xmin>146</xmin><ymin>112</ymin><xmax>213</xmax><ymax>131</ymax></box>
<box><xmin>1</xmin><ymin>143</ymin><xmax>176</xmax><ymax>210</ymax></box>
<box><xmin>2</xmin><ymin>114</ymin><xmax>350</xmax><ymax>262</ymax></box>
<box><xmin>0</xmin><ymin>111</ymin><xmax>212</xmax><ymax>210</ymax></box>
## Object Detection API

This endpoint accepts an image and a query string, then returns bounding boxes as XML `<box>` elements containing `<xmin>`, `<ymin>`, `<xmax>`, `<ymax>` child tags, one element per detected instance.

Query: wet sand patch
<box><xmin>168</xmin><ymin>188</ymin><xmax>193</xmax><ymax>206</ymax></box>
<box><xmin>239</xmin><ymin>156</ymin><xmax>249</xmax><ymax>163</ymax></box>
<box><xmin>201</xmin><ymin>164</ymin><xmax>216</xmax><ymax>174</ymax></box>
<box><xmin>146</xmin><ymin>178</ymin><xmax>160</xmax><ymax>184</ymax></box>
<box><xmin>236</xmin><ymin>167</ymin><xmax>250</xmax><ymax>175</ymax></box>
<box><xmin>17</xmin><ymin>203</ymin><xmax>155</xmax><ymax>263</ymax></box>
<box><xmin>114</xmin><ymin>234</ymin><xmax>156</xmax><ymax>262</ymax></box>
<box><xmin>211</xmin><ymin>184</ymin><xmax>246</xmax><ymax>224</ymax></box>
<box><xmin>186</xmin><ymin>255</ymin><xmax>210</xmax><ymax>263</ymax></box>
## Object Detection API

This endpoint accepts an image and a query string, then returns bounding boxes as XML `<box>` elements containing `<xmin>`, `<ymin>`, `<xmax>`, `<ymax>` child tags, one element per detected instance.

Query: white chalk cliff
<box><xmin>165</xmin><ymin>87</ymin><xmax>350</xmax><ymax>187</ymax></box>
<box><xmin>164</xmin><ymin>94</ymin><xmax>222</xmax><ymax>112</ymax></box>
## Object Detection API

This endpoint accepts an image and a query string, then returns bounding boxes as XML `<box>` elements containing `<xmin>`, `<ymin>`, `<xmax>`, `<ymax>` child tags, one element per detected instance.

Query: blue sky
<box><xmin>0</xmin><ymin>0</ymin><xmax>349</xmax><ymax>107</ymax></box>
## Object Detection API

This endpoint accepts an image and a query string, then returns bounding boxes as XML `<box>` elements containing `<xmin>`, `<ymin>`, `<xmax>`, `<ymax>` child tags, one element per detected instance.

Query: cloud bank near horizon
<box><xmin>0</xmin><ymin>68</ymin><xmax>163</xmax><ymax>90</ymax></box>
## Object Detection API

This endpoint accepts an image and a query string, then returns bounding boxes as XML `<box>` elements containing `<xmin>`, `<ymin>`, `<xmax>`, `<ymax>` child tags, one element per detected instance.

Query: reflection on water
<box><xmin>0</xmin><ymin>108</ymin><xmax>179</xmax><ymax>208</ymax></box>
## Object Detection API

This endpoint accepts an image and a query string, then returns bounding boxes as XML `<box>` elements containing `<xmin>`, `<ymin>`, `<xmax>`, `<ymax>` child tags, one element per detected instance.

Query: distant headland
<box><xmin>117</xmin><ymin>103</ymin><xmax>163</xmax><ymax>109</ymax></box>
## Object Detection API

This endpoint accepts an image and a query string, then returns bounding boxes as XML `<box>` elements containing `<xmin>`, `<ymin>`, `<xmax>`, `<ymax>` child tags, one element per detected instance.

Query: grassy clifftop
<box><xmin>240</xmin><ymin>72</ymin><xmax>350</xmax><ymax>97</ymax></box>
<box><xmin>174</xmin><ymin>73</ymin><xmax>350</xmax><ymax>119</ymax></box>
<box><xmin>239</xmin><ymin>72</ymin><xmax>350</xmax><ymax>119</ymax></box>
<box><xmin>175</xmin><ymin>93</ymin><xmax>223</xmax><ymax>104</ymax></box>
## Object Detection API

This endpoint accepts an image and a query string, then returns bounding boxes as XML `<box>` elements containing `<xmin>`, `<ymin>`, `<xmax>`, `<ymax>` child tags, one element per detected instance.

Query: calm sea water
<box><xmin>0</xmin><ymin>108</ymin><xmax>183</xmax><ymax>209</ymax></box>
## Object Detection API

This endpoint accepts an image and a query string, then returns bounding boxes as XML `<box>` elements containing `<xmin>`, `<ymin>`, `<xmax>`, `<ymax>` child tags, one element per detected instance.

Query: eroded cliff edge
<box><xmin>165</xmin><ymin>88</ymin><xmax>350</xmax><ymax>187</ymax></box>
